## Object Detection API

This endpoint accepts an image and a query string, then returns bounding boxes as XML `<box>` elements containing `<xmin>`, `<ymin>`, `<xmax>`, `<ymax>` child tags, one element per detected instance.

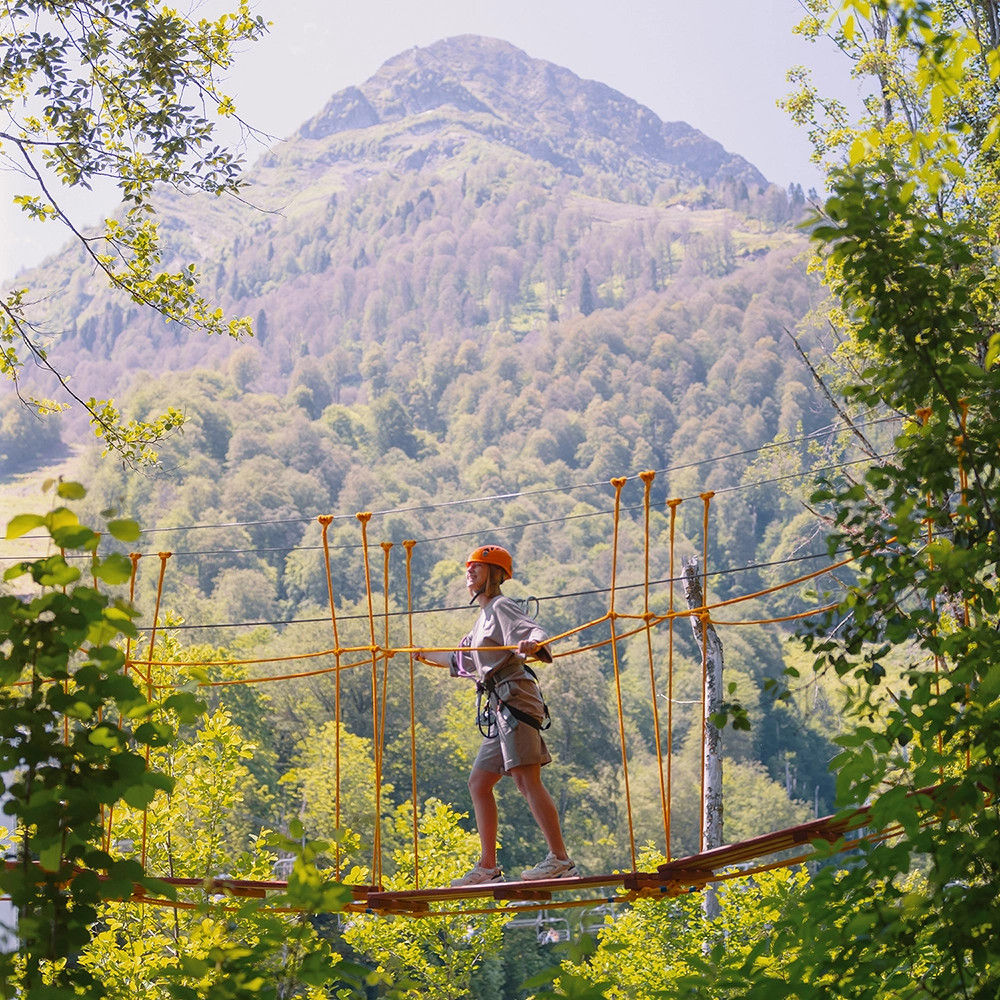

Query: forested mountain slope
<box><xmin>20</xmin><ymin>36</ymin><xmax>798</xmax><ymax>409</ymax></box>
<box><xmin>4</xmin><ymin>36</ymin><xmax>851</xmax><ymax>887</ymax></box>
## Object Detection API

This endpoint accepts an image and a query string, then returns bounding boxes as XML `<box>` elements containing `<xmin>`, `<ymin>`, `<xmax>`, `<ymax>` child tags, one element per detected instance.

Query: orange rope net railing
<box><xmin>106</xmin><ymin>477</ymin><xmax>864</xmax><ymax>889</ymax></box>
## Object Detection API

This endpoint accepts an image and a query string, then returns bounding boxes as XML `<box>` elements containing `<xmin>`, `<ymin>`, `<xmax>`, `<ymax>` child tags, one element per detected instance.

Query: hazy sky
<box><xmin>1</xmin><ymin>0</ymin><xmax>861</xmax><ymax>280</ymax></box>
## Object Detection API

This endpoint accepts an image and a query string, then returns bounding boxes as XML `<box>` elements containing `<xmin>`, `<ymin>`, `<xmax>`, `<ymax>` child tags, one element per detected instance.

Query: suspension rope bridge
<box><xmin>6</xmin><ymin>463</ymin><xmax>951</xmax><ymax>921</ymax></box>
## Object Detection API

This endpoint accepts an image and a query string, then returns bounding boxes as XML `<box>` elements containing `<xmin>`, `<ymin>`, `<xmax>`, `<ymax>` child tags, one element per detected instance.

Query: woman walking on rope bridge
<box><xmin>417</xmin><ymin>544</ymin><xmax>578</xmax><ymax>887</ymax></box>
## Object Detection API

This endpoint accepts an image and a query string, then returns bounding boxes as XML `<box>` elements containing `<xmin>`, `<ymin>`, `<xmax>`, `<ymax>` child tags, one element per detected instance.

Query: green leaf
<box><xmin>985</xmin><ymin>333</ymin><xmax>1000</xmax><ymax>370</ymax></box>
<box><xmin>162</xmin><ymin>691</ymin><xmax>207</xmax><ymax>724</ymax></box>
<box><xmin>38</xmin><ymin>842</ymin><xmax>64</xmax><ymax>873</ymax></box>
<box><xmin>36</xmin><ymin>558</ymin><xmax>82</xmax><ymax>587</ymax></box>
<box><xmin>89</xmin><ymin>724</ymin><xmax>126</xmax><ymax>749</ymax></box>
<box><xmin>93</xmin><ymin>551</ymin><xmax>134</xmax><ymax>585</ymax></box>
<box><xmin>56</xmin><ymin>481</ymin><xmax>87</xmax><ymax>500</ymax></box>
<box><xmin>107</xmin><ymin>518</ymin><xmax>141</xmax><ymax>542</ymax></box>
<box><xmin>178</xmin><ymin>955</ymin><xmax>210</xmax><ymax>977</ymax></box>
<box><xmin>520</xmin><ymin>968</ymin><xmax>559</xmax><ymax>990</ymax></box>
<box><xmin>85</xmin><ymin>645</ymin><xmax>126</xmax><ymax>670</ymax></box>
<box><xmin>3</xmin><ymin>562</ymin><xmax>30</xmax><ymax>582</ymax></box>
<box><xmin>103</xmin><ymin>602</ymin><xmax>140</xmax><ymax>629</ymax></box>
<box><xmin>122</xmin><ymin>783</ymin><xmax>161</xmax><ymax>810</ymax></box>
<box><xmin>134</xmin><ymin>720</ymin><xmax>175</xmax><ymax>746</ymax></box>
<box><xmin>51</xmin><ymin>523</ymin><xmax>99</xmax><ymax>550</ymax></box>
<box><xmin>5</xmin><ymin>513</ymin><xmax>45</xmax><ymax>540</ymax></box>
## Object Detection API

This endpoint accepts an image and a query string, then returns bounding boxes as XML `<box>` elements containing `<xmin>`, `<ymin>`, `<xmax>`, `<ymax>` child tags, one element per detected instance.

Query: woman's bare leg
<box><xmin>468</xmin><ymin>765</ymin><xmax>503</xmax><ymax>867</ymax></box>
<box><xmin>510</xmin><ymin>763</ymin><xmax>569</xmax><ymax>859</ymax></box>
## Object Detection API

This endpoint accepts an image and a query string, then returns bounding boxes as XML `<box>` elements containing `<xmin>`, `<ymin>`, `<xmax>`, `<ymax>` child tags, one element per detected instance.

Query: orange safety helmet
<box><xmin>466</xmin><ymin>544</ymin><xmax>513</xmax><ymax>582</ymax></box>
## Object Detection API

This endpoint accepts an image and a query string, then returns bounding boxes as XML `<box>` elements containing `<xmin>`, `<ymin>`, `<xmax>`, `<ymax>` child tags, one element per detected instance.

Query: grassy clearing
<box><xmin>0</xmin><ymin>447</ymin><xmax>84</xmax><ymax>563</ymax></box>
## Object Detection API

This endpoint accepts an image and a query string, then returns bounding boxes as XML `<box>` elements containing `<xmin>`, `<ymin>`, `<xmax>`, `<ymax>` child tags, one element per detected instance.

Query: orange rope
<box><xmin>666</xmin><ymin>498</ymin><xmax>681</xmax><ymax>862</ymax></box>
<box><xmin>356</xmin><ymin>512</ymin><xmax>383</xmax><ymax>887</ymax></box>
<box><xmin>160</xmin><ymin>655</ymin><xmax>372</xmax><ymax>688</ymax></box>
<box><xmin>72</xmin><ymin>479</ymin><xmax>957</xmax><ymax>905</ymax></box>
<box><xmin>378</xmin><ymin>543</ymin><xmax>394</xmax><ymax>878</ymax></box>
<box><xmin>129</xmin><ymin>543</ymin><xmax>859</xmax><ymax>680</ymax></box>
<box><xmin>640</xmin><ymin>471</ymin><xmax>670</xmax><ymax>854</ymax></box>
<box><xmin>709</xmin><ymin>602</ymin><xmax>841</xmax><ymax>626</ymax></box>
<box><xmin>118</xmin><ymin>547</ymin><xmax>857</xmax><ymax>685</ymax></box>
<box><xmin>141</xmin><ymin>647</ymin><xmax>365</xmax><ymax>671</ymax></box>
<box><xmin>608</xmin><ymin>477</ymin><xmax>637</xmax><ymax>871</ymax></box>
<box><xmin>318</xmin><ymin>515</ymin><xmax>343</xmax><ymax>879</ymax></box>
<box><xmin>403</xmin><ymin>539</ymin><xmax>420</xmax><ymax>889</ymax></box>
<box><xmin>682</xmin><ymin>551</ymin><xmax>859</xmax><ymax>615</ymax></box>
<box><xmin>12</xmin><ymin>467</ymin><xmax>977</xmax><ymax>923</ymax></box>
<box><xmin>126</xmin><ymin>575</ymin><xmax>847</xmax><ymax>693</ymax></box>
<box><xmin>124</xmin><ymin>541</ymin><xmax>858</xmax><ymax>691</ymax></box>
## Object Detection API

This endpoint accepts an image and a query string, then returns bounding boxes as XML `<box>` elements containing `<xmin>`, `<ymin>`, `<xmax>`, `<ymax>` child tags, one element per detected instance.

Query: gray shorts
<box><xmin>473</xmin><ymin>675</ymin><xmax>552</xmax><ymax>775</ymax></box>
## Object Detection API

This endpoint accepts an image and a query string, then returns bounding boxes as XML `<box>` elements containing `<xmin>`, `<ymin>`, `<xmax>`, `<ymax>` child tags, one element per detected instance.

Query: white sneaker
<box><xmin>520</xmin><ymin>852</ymin><xmax>579</xmax><ymax>880</ymax></box>
<box><xmin>451</xmin><ymin>864</ymin><xmax>504</xmax><ymax>887</ymax></box>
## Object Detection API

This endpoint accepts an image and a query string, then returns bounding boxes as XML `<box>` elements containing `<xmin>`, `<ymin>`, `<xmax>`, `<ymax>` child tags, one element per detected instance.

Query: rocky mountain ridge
<box><xmin>294</xmin><ymin>36</ymin><xmax>765</xmax><ymax>188</ymax></box>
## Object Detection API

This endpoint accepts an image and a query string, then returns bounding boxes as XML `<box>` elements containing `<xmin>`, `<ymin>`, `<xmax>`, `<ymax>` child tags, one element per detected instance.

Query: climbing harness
<box><xmin>475</xmin><ymin>658</ymin><xmax>551</xmax><ymax>738</ymax></box>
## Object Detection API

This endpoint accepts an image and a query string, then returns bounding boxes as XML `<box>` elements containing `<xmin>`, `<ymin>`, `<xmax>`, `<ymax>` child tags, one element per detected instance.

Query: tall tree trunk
<box><xmin>682</xmin><ymin>561</ymin><xmax>724</xmax><ymax>922</ymax></box>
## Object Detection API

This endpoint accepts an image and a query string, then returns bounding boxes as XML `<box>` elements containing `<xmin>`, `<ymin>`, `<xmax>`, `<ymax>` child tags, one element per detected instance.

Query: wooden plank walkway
<box><xmin>120</xmin><ymin>800</ymin><xmax>877</xmax><ymax>915</ymax></box>
<box><xmin>10</xmin><ymin>787</ymin><xmax>940</xmax><ymax>917</ymax></box>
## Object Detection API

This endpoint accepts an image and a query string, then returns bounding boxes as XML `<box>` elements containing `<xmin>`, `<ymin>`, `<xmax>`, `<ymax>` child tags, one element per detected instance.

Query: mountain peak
<box><xmin>295</xmin><ymin>35</ymin><xmax>765</xmax><ymax>188</ymax></box>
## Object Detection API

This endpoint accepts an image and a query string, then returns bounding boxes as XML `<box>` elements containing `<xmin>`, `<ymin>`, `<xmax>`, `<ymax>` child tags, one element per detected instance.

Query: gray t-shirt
<box><xmin>455</xmin><ymin>595</ymin><xmax>550</xmax><ymax>682</ymax></box>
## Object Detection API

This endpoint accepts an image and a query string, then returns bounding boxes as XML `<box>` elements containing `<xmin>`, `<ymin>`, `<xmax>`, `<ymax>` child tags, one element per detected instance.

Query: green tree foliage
<box><xmin>559</xmin><ymin>855</ymin><xmax>811</xmax><ymax>1000</ymax></box>
<box><xmin>703</xmin><ymin>3</ymin><xmax>1000</xmax><ymax>998</ymax></box>
<box><xmin>0</xmin><ymin>485</ymin><xmax>367</xmax><ymax>999</ymax></box>
<box><xmin>371</xmin><ymin>391</ymin><xmax>421</xmax><ymax>459</ymax></box>
<box><xmin>0</xmin><ymin>481</ymin><xmax>195</xmax><ymax>996</ymax></box>
<box><xmin>0</xmin><ymin>0</ymin><xmax>265</xmax><ymax>465</ymax></box>
<box><xmin>578</xmin><ymin>268</ymin><xmax>596</xmax><ymax>317</ymax></box>
<box><xmin>281</xmin><ymin>724</ymin><xmax>392</xmax><ymax>877</ymax></box>
<box><xmin>341</xmin><ymin>800</ymin><xmax>506</xmax><ymax>999</ymax></box>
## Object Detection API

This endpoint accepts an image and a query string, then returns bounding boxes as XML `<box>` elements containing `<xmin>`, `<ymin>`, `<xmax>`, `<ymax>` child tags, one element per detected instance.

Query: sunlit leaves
<box><xmin>1</xmin><ymin>1</ymin><xmax>264</xmax><ymax>465</ymax></box>
<box><xmin>0</xmin><ymin>486</ymin><xmax>191</xmax><ymax>997</ymax></box>
<box><xmin>4</xmin><ymin>512</ymin><xmax>45</xmax><ymax>539</ymax></box>
<box><xmin>107</xmin><ymin>518</ymin><xmax>141</xmax><ymax>542</ymax></box>
<box><xmin>762</xmin><ymin>4</ymin><xmax>1000</xmax><ymax>998</ymax></box>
